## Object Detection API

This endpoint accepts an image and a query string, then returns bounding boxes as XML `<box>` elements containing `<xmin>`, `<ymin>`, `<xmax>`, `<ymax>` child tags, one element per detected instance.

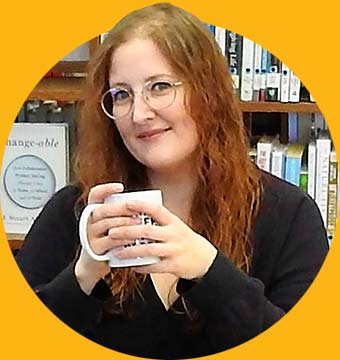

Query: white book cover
<box><xmin>256</xmin><ymin>136</ymin><xmax>277</xmax><ymax>172</ymax></box>
<box><xmin>307</xmin><ymin>139</ymin><xmax>317</xmax><ymax>199</ymax></box>
<box><xmin>280</xmin><ymin>63</ymin><xmax>290</xmax><ymax>102</ymax></box>
<box><xmin>214</xmin><ymin>26</ymin><xmax>226</xmax><ymax>55</ymax></box>
<box><xmin>252</xmin><ymin>43</ymin><xmax>262</xmax><ymax>101</ymax></box>
<box><xmin>240</xmin><ymin>37</ymin><xmax>255</xmax><ymax>102</ymax></box>
<box><xmin>271</xmin><ymin>145</ymin><xmax>286</xmax><ymax>179</ymax></box>
<box><xmin>289</xmin><ymin>71</ymin><xmax>301</xmax><ymax>102</ymax></box>
<box><xmin>315</xmin><ymin>133</ymin><xmax>331</xmax><ymax>227</ymax></box>
<box><xmin>0</xmin><ymin>123</ymin><xmax>69</xmax><ymax>234</ymax></box>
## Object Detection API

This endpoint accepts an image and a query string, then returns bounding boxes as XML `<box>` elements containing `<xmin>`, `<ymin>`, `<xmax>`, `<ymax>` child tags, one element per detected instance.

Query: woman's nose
<box><xmin>131</xmin><ymin>93</ymin><xmax>156</xmax><ymax>123</ymax></box>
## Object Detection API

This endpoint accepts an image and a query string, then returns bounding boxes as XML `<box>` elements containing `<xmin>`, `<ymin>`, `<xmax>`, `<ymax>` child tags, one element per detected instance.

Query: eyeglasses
<box><xmin>100</xmin><ymin>79</ymin><xmax>183</xmax><ymax>120</ymax></box>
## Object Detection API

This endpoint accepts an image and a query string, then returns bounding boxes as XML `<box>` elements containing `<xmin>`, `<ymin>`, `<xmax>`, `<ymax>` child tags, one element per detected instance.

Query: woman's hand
<box><xmin>108</xmin><ymin>199</ymin><xmax>218</xmax><ymax>280</ymax></box>
<box><xmin>75</xmin><ymin>182</ymin><xmax>139</xmax><ymax>294</ymax></box>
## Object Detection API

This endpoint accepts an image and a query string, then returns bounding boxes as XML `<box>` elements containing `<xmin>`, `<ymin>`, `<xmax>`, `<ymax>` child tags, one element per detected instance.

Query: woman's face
<box><xmin>108</xmin><ymin>38</ymin><xmax>199</xmax><ymax>173</ymax></box>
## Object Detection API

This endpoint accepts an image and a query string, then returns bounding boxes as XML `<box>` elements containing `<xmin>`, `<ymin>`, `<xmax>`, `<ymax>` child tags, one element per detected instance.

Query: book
<box><xmin>240</xmin><ymin>37</ymin><xmax>255</xmax><ymax>101</ymax></box>
<box><xmin>226</xmin><ymin>31</ymin><xmax>243</xmax><ymax>94</ymax></box>
<box><xmin>288</xmin><ymin>112</ymin><xmax>298</xmax><ymax>143</ymax></box>
<box><xmin>259</xmin><ymin>48</ymin><xmax>268</xmax><ymax>101</ymax></box>
<box><xmin>280</xmin><ymin>63</ymin><xmax>290</xmax><ymax>103</ymax></box>
<box><xmin>270</xmin><ymin>143</ymin><xmax>286</xmax><ymax>179</ymax></box>
<box><xmin>307</xmin><ymin>138</ymin><xmax>317</xmax><ymax>199</ymax></box>
<box><xmin>315</xmin><ymin>130</ymin><xmax>332</xmax><ymax>227</ymax></box>
<box><xmin>252</xmin><ymin>43</ymin><xmax>262</xmax><ymax>101</ymax></box>
<box><xmin>0</xmin><ymin>123</ymin><xmax>69</xmax><ymax>234</ymax></box>
<box><xmin>284</xmin><ymin>143</ymin><xmax>305</xmax><ymax>186</ymax></box>
<box><xmin>265</xmin><ymin>54</ymin><xmax>281</xmax><ymax>101</ymax></box>
<box><xmin>256</xmin><ymin>135</ymin><xmax>278</xmax><ymax>172</ymax></box>
<box><xmin>214</xmin><ymin>26</ymin><xmax>226</xmax><ymax>55</ymax></box>
<box><xmin>289</xmin><ymin>71</ymin><xmax>301</xmax><ymax>102</ymax></box>
<box><xmin>327</xmin><ymin>149</ymin><xmax>338</xmax><ymax>243</ymax></box>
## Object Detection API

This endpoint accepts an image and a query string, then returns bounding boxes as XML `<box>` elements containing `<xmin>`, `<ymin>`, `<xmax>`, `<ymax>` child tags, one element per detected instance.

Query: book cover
<box><xmin>0</xmin><ymin>123</ymin><xmax>69</xmax><ymax>234</ymax></box>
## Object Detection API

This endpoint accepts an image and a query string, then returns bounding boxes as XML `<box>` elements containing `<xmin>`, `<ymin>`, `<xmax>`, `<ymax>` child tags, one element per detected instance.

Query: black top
<box><xmin>15</xmin><ymin>172</ymin><xmax>329</xmax><ymax>359</ymax></box>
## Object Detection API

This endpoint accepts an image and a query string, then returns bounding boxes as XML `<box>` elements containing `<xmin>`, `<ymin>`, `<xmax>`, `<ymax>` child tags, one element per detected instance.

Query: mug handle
<box><xmin>79</xmin><ymin>203</ymin><xmax>110</xmax><ymax>262</ymax></box>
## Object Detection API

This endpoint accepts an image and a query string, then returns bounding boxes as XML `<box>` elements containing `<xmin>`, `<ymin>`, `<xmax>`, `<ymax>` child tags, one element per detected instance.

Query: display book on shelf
<box><xmin>254</xmin><ymin>113</ymin><xmax>338</xmax><ymax>244</ymax></box>
<box><xmin>7</xmin><ymin>28</ymin><xmax>324</xmax><ymax>250</ymax></box>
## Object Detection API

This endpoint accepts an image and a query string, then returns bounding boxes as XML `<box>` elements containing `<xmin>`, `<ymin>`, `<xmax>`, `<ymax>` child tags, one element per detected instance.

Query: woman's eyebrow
<box><xmin>109</xmin><ymin>73</ymin><xmax>175</xmax><ymax>88</ymax></box>
<box><xmin>109</xmin><ymin>81</ymin><xmax>130</xmax><ymax>88</ymax></box>
<box><xmin>146</xmin><ymin>73</ymin><xmax>174</xmax><ymax>81</ymax></box>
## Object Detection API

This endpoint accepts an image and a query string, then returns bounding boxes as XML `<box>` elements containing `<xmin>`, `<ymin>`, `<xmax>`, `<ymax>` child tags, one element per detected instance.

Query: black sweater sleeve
<box><xmin>177</xmin><ymin>185</ymin><xmax>329</xmax><ymax>351</ymax></box>
<box><xmin>15</xmin><ymin>186</ymin><xmax>110</xmax><ymax>334</ymax></box>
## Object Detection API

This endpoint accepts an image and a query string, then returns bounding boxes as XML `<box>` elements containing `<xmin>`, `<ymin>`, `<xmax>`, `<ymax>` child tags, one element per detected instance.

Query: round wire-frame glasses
<box><xmin>100</xmin><ymin>79</ymin><xmax>183</xmax><ymax>120</ymax></box>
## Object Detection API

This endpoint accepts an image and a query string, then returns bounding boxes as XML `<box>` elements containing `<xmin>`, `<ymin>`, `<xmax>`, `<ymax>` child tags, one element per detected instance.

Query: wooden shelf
<box><xmin>240</xmin><ymin>101</ymin><xmax>320</xmax><ymax>113</ymax></box>
<box><xmin>28</xmin><ymin>78</ymin><xmax>320</xmax><ymax>113</ymax></box>
<box><xmin>6</xmin><ymin>234</ymin><xmax>25</xmax><ymax>252</ymax></box>
<box><xmin>51</xmin><ymin>61</ymin><xmax>88</xmax><ymax>73</ymax></box>
<box><xmin>28</xmin><ymin>77</ymin><xmax>85</xmax><ymax>101</ymax></box>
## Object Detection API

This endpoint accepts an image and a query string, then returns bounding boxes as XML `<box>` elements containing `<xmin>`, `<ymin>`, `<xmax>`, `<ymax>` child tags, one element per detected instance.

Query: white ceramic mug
<box><xmin>79</xmin><ymin>189</ymin><xmax>162</xmax><ymax>267</ymax></box>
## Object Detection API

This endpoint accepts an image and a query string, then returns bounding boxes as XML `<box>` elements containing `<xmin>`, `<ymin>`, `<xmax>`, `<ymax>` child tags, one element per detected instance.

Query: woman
<box><xmin>16</xmin><ymin>3</ymin><xmax>328</xmax><ymax>358</ymax></box>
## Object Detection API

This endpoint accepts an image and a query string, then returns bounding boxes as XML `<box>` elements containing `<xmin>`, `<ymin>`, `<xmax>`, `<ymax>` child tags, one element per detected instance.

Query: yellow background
<box><xmin>0</xmin><ymin>0</ymin><xmax>339</xmax><ymax>359</ymax></box>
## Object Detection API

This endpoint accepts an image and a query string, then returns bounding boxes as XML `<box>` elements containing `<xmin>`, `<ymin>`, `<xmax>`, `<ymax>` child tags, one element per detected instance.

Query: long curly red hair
<box><xmin>74</xmin><ymin>3</ymin><xmax>261</xmax><ymax>311</ymax></box>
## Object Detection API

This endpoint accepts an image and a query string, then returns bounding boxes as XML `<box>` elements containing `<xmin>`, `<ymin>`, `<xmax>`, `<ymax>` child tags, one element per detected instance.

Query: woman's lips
<box><xmin>137</xmin><ymin>128</ymin><xmax>171</xmax><ymax>139</ymax></box>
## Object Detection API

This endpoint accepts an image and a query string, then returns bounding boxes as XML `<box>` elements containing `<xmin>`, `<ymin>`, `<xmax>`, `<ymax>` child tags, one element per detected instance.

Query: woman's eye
<box><xmin>151</xmin><ymin>81</ymin><xmax>172</xmax><ymax>92</ymax></box>
<box><xmin>113</xmin><ymin>89</ymin><xmax>130</xmax><ymax>102</ymax></box>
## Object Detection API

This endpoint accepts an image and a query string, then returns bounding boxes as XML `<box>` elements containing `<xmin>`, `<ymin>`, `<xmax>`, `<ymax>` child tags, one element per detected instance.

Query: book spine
<box><xmin>265</xmin><ymin>53</ymin><xmax>281</xmax><ymax>101</ymax></box>
<box><xmin>271</xmin><ymin>150</ymin><xmax>285</xmax><ymax>179</ymax></box>
<box><xmin>285</xmin><ymin>157</ymin><xmax>301</xmax><ymax>186</ymax></box>
<box><xmin>315</xmin><ymin>138</ymin><xmax>331</xmax><ymax>227</ymax></box>
<box><xmin>226</xmin><ymin>32</ymin><xmax>243</xmax><ymax>94</ymax></box>
<box><xmin>307</xmin><ymin>140</ymin><xmax>317</xmax><ymax>199</ymax></box>
<box><xmin>240</xmin><ymin>37</ymin><xmax>255</xmax><ymax>101</ymax></box>
<box><xmin>327</xmin><ymin>150</ymin><xmax>338</xmax><ymax>243</ymax></box>
<box><xmin>288</xmin><ymin>112</ymin><xmax>298</xmax><ymax>143</ymax></box>
<box><xmin>289</xmin><ymin>71</ymin><xmax>301</xmax><ymax>102</ymax></box>
<box><xmin>259</xmin><ymin>48</ymin><xmax>268</xmax><ymax>101</ymax></box>
<box><xmin>214</xmin><ymin>26</ymin><xmax>226</xmax><ymax>56</ymax></box>
<box><xmin>252</xmin><ymin>43</ymin><xmax>262</xmax><ymax>101</ymax></box>
<box><xmin>280</xmin><ymin>62</ymin><xmax>290</xmax><ymax>103</ymax></box>
<box><xmin>256</xmin><ymin>142</ymin><xmax>272</xmax><ymax>172</ymax></box>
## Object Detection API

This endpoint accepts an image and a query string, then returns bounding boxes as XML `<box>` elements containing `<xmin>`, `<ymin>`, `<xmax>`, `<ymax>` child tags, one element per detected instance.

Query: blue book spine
<box><xmin>285</xmin><ymin>157</ymin><xmax>300</xmax><ymax>186</ymax></box>
<box><xmin>288</xmin><ymin>112</ymin><xmax>298</xmax><ymax>143</ymax></box>
<box><xmin>260</xmin><ymin>48</ymin><xmax>268</xmax><ymax>101</ymax></box>
<box><xmin>205</xmin><ymin>23</ymin><xmax>216</xmax><ymax>35</ymax></box>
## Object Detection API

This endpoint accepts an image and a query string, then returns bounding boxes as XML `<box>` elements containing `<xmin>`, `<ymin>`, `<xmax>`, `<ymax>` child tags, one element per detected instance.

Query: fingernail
<box><xmin>114</xmin><ymin>183</ymin><xmax>124</xmax><ymax>191</ymax></box>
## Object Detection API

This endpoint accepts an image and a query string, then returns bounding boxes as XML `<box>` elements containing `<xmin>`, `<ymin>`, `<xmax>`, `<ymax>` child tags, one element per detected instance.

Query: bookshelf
<box><xmin>5</xmin><ymin>33</ymin><xmax>323</xmax><ymax>251</ymax></box>
<box><xmin>27</xmin><ymin>80</ymin><xmax>320</xmax><ymax>114</ymax></box>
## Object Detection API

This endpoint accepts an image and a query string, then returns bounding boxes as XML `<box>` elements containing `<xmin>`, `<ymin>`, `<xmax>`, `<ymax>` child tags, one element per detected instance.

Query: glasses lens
<box><xmin>146</xmin><ymin>81</ymin><xmax>176</xmax><ymax>110</ymax></box>
<box><xmin>101</xmin><ymin>88</ymin><xmax>132</xmax><ymax>119</ymax></box>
